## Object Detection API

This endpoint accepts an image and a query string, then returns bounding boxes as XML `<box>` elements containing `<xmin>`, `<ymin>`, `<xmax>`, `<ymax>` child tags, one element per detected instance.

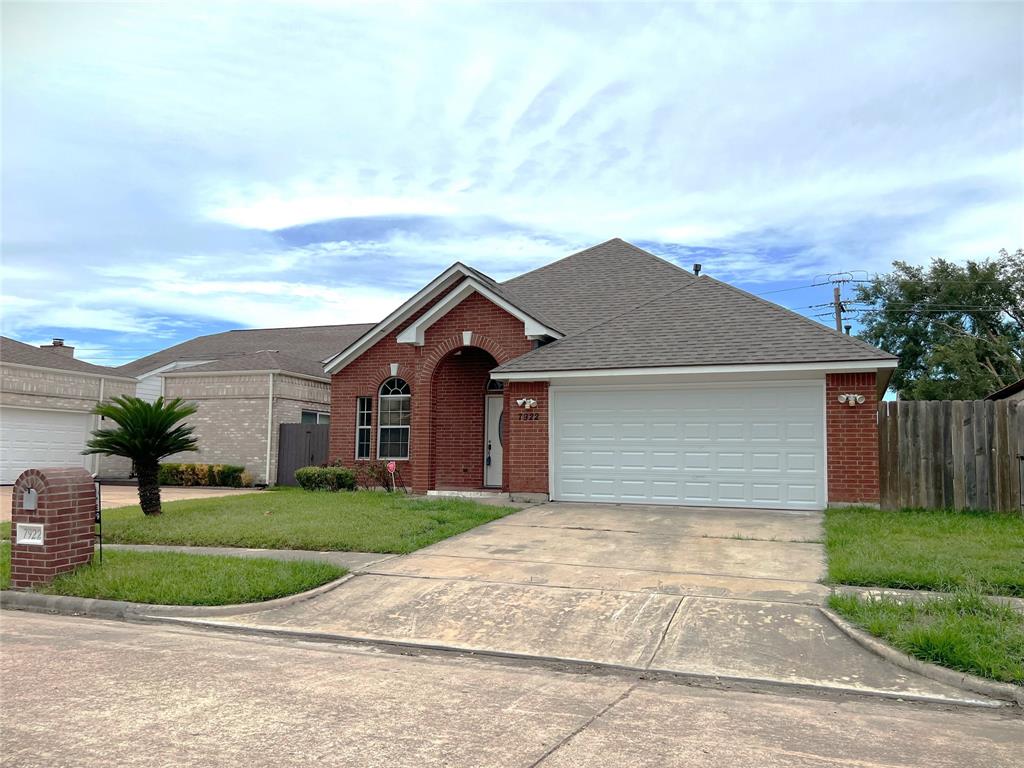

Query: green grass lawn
<box><xmin>824</xmin><ymin>506</ymin><xmax>1024</xmax><ymax>597</ymax></box>
<box><xmin>99</xmin><ymin>487</ymin><xmax>517</xmax><ymax>553</ymax></box>
<box><xmin>1</xmin><ymin>541</ymin><xmax>10</xmax><ymax>589</ymax></box>
<box><xmin>0</xmin><ymin>542</ymin><xmax>344</xmax><ymax>604</ymax></box>
<box><xmin>829</xmin><ymin>590</ymin><xmax>1024</xmax><ymax>685</ymax></box>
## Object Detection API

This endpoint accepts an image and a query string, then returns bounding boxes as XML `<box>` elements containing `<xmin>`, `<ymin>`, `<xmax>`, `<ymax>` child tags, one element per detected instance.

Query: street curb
<box><xmin>139</xmin><ymin>615</ymin><xmax>1004</xmax><ymax>709</ymax></box>
<box><xmin>820</xmin><ymin>606</ymin><xmax>1023</xmax><ymax>707</ymax></box>
<box><xmin>0</xmin><ymin>573</ymin><xmax>354</xmax><ymax>619</ymax></box>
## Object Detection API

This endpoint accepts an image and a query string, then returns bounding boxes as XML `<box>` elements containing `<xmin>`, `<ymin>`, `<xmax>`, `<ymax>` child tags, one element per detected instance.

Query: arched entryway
<box><xmin>429</xmin><ymin>346</ymin><xmax>504</xmax><ymax>490</ymax></box>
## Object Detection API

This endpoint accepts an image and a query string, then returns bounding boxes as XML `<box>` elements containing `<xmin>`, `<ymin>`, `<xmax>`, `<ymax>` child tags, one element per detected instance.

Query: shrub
<box><xmin>158</xmin><ymin>463</ymin><xmax>246</xmax><ymax>488</ymax></box>
<box><xmin>346</xmin><ymin>460</ymin><xmax>404</xmax><ymax>491</ymax></box>
<box><xmin>294</xmin><ymin>466</ymin><xmax>357</xmax><ymax>492</ymax></box>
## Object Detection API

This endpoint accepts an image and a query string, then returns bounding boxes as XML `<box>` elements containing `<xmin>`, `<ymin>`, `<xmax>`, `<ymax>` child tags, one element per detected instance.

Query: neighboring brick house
<box><xmin>0</xmin><ymin>336</ymin><xmax>136</xmax><ymax>483</ymax></box>
<box><xmin>118</xmin><ymin>325</ymin><xmax>372</xmax><ymax>484</ymax></box>
<box><xmin>325</xmin><ymin>239</ymin><xmax>897</xmax><ymax>509</ymax></box>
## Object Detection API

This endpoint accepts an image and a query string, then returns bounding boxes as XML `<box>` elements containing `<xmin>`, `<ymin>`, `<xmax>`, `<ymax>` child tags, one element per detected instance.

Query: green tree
<box><xmin>855</xmin><ymin>249</ymin><xmax>1023</xmax><ymax>400</ymax></box>
<box><xmin>84</xmin><ymin>396</ymin><xmax>199</xmax><ymax>515</ymax></box>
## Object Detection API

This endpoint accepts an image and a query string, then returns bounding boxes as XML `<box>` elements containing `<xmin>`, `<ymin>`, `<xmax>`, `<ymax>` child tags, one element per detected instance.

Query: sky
<box><xmin>2</xmin><ymin>1</ymin><xmax>1022</xmax><ymax>367</ymax></box>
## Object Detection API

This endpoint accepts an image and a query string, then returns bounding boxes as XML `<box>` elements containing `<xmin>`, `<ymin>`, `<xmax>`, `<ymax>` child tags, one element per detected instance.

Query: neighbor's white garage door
<box><xmin>551</xmin><ymin>383</ymin><xmax>825</xmax><ymax>510</ymax></box>
<box><xmin>0</xmin><ymin>407</ymin><xmax>93</xmax><ymax>484</ymax></box>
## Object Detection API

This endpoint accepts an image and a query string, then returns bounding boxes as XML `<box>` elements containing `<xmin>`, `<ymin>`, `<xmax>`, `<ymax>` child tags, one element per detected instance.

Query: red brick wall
<box><xmin>330</xmin><ymin>284</ymin><xmax>537</xmax><ymax>493</ymax></box>
<box><xmin>826</xmin><ymin>372</ymin><xmax>880</xmax><ymax>504</ymax></box>
<box><xmin>506</xmin><ymin>382</ymin><xmax>549</xmax><ymax>494</ymax></box>
<box><xmin>10</xmin><ymin>467</ymin><xmax>95</xmax><ymax>589</ymax></box>
<box><xmin>431</xmin><ymin>347</ymin><xmax>494</xmax><ymax>488</ymax></box>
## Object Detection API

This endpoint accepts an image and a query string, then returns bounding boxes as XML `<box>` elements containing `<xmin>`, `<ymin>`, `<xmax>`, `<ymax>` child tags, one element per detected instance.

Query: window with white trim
<box><xmin>355</xmin><ymin>396</ymin><xmax>372</xmax><ymax>460</ymax></box>
<box><xmin>377</xmin><ymin>377</ymin><xmax>410</xmax><ymax>459</ymax></box>
<box><xmin>301</xmin><ymin>410</ymin><xmax>330</xmax><ymax>425</ymax></box>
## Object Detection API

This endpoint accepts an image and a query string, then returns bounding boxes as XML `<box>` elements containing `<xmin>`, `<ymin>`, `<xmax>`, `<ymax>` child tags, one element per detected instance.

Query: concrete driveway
<box><xmin>1</xmin><ymin>484</ymin><xmax>259</xmax><ymax>521</ymax></box>
<box><xmin>184</xmin><ymin>502</ymin><xmax>989</xmax><ymax>704</ymax></box>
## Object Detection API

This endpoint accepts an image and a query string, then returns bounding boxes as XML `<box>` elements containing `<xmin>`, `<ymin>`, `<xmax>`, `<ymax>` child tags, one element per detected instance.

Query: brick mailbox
<box><xmin>10</xmin><ymin>467</ymin><xmax>96</xmax><ymax>589</ymax></box>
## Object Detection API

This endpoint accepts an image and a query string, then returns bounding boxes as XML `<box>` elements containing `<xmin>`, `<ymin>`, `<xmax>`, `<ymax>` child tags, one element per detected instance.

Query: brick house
<box><xmin>325</xmin><ymin>239</ymin><xmax>897</xmax><ymax>509</ymax></box>
<box><xmin>0</xmin><ymin>336</ymin><xmax>136</xmax><ymax>483</ymax></box>
<box><xmin>118</xmin><ymin>325</ymin><xmax>372</xmax><ymax>484</ymax></box>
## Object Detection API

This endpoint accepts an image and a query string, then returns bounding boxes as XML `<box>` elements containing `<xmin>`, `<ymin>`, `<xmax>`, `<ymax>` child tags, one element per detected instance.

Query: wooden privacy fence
<box><xmin>277</xmin><ymin>423</ymin><xmax>329</xmax><ymax>486</ymax></box>
<box><xmin>878</xmin><ymin>400</ymin><xmax>1023</xmax><ymax>512</ymax></box>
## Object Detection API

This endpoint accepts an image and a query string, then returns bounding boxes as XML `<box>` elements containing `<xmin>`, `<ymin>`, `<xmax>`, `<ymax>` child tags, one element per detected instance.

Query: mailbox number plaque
<box><xmin>16</xmin><ymin>523</ymin><xmax>44</xmax><ymax>546</ymax></box>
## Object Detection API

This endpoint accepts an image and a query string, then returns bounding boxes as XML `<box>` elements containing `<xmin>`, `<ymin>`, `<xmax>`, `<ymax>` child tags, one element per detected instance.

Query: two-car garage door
<box><xmin>551</xmin><ymin>383</ymin><xmax>825</xmax><ymax>510</ymax></box>
<box><xmin>0</xmin><ymin>407</ymin><xmax>93</xmax><ymax>484</ymax></box>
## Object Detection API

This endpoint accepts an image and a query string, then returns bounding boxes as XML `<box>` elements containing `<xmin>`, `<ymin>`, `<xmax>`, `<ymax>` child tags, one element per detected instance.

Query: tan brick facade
<box><xmin>0</xmin><ymin>363</ymin><xmax>136</xmax><ymax>478</ymax></box>
<box><xmin>164</xmin><ymin>372</ymin><xmax>330</xmax><ymax>484</ymax></box>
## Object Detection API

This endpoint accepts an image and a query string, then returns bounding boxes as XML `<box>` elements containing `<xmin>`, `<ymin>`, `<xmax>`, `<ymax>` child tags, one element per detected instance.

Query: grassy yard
<box><xmin>100</xmin><ymin>487</ymin><xmax>517</xmax><ymax>553</ymax></box>
<box><xmin>824</xmin><ymin>506</ymin><xmax>1024</xmax><ymax>597</ymax></box>
<box><xmin>1</xmin><ymin>541</ymin><xmax>9</xmax><ymax>589</ymax></box>
<box><xmin>0</xmin><ymin>543</ymin><xmax>344</xmax><ymax>604</ymax></box>
<box><xmin>829</xmin><ymin>590</ymin><xmax>1024</xmax><ymax>685</ymax></box>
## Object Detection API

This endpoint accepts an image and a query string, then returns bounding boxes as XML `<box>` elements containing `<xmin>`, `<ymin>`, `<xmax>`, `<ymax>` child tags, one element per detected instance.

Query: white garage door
<box><xmin>551</xmin><ymin>383</ymin><xmax>825</xmax><ymax>510</ymax></box>
<box><xmin>0</xmin><ymin>407</ymin><xmax>93</xmax><ymax>484</ymax></box>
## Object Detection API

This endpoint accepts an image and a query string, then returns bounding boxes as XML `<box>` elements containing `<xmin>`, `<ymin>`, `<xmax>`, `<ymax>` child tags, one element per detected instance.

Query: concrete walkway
<box><xmin>154</xmin><ymin>503</ymin><xmax>1001</xmax><ymax>705</ymax></box>
<box><xmin>105</xmin><ymin>543</ymin><xmax>393</xmax><ymax>571</ymax></box>
<box><xmin>1</xmin><ymin>484</ymin><xmax>260</xmax><ymax>521</ymax></box>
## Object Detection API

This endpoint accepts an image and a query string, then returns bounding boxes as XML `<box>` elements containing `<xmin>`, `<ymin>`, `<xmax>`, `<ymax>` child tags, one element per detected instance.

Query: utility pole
<box><xmin>833</xmin><ymin>285</ymin><xmax>843</xmax><ymax>333</ymax></box>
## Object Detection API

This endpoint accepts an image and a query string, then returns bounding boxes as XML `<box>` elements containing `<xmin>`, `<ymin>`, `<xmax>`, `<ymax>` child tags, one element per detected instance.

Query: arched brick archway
<box><xmin>422</xmin><ymin>345</ymin><xmax>502</xmax><ymax>491</ymax></box>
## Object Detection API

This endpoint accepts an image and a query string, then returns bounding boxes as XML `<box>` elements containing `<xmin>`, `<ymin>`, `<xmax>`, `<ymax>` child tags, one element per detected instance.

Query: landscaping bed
<box><xmin>824</xmin><ymin>506</ymin><xmax>1024</xmax><ymax>597</ymax></box>
<box><xmin>0</xmin><ymin>543</ymin><xmax>344</xmax><ymax>605</ymax></box>
<box><xmin>100</xmin><ymin>487</ymin><xmax>517</xmax><ymax>553</ymax></box>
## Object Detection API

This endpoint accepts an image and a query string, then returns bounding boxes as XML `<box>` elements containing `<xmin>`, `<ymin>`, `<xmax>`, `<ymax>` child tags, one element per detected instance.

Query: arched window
<box><xmin>378</xmin><ymin>377</ymin><xmax>411</xmax><ymax>459</ymax></box>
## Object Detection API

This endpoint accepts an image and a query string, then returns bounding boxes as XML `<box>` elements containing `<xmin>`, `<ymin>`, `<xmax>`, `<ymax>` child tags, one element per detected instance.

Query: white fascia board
<box><xmin>396</xmin><ymin>278</ymin><xmax>561</xmax><ymax>346</ymax></box>
<box><xmin>323</xmin><ymin>263</ymin><xmax>475</xmax><ymax>374</ymax></box>
<box><xmin>492</xmin><ymin>359</ymin><xmax>899</xmax><ymax>381</ymax></box>
<box><xmin>162</xmin><ymin>369</ymin><xmax>329</xmax><ymax>383</ymax></box>
<box><xmin>137</xmin><ymin>360</ymin><xmax>214</xmax><ymax>379</ymax></box>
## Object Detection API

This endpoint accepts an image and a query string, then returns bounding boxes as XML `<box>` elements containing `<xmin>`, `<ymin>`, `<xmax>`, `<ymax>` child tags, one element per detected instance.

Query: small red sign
<box><xmin>386</xmin><ymin>461</ymin><xmax>397</xmax><ymax>474</ymax></box>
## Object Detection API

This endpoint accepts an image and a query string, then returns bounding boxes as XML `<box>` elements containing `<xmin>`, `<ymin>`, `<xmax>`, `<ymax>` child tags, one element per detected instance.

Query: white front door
<box><xmin>484</xmin><ymin>395</ymin><xmax>504</xmax><ymax>487</ymax></box>
<box><xmin>0</xmin><ymin>407</ymin><xmax>94</xmax><ymax>484</ymax></box>
<box><xmin>550</xmin><ymin>382</ymin><xmax>825</xmax><ymax>510</ymax></box>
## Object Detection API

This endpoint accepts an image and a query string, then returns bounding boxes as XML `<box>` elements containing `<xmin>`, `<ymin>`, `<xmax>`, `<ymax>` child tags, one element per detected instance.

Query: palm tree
<box><xmin>84</xmin><ymin>396</ymin><xmax>199</xmax><ymax>515</ymax></box>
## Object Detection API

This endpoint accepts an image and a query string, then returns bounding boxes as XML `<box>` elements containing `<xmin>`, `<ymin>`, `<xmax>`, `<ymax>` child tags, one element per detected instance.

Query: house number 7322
<box><xmin>517</xmin><ymin>412</ymin><xmax>540</xmax><ymax>421</ymax></box>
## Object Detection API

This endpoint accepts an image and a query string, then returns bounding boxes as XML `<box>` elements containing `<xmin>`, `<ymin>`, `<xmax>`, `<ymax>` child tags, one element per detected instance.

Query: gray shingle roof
<box><xmin>118</xmin><ymin>323</ymin><xmax>375</xmax><ymax>378</ymax></box>
<box><xmin>164</xmin><ymin>350</ymin><xmax>331</xmax><ymax>379</ymax></box>
<box><xmin>493</xmin><ymin>272</ymin><xmax>896</xmax><ymax>374</ymax></box>
<box><xmin>0</xmin><ymin>336</ymin><xmax>133</xmax><ymax>377</ymax></box>
<box><xmin>500</xmin><ymin>238</ymin><xmax>697</xmax><ymax>335</ymax></box>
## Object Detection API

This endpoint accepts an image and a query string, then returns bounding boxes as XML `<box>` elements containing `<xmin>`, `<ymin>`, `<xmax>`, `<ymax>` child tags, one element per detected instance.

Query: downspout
<box><xmin>265</xmin><ymin>372</ymin><xmax>275</xmax><ymax>485</ymax></box>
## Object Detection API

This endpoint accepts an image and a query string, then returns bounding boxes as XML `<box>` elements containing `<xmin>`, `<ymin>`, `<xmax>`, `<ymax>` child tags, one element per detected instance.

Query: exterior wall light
<box><xmin>837</xmin><ymin>393</ymin><xmax>866</xmax><ymax>406</ymax></box>
<box><xmin>516</xmin><ymin>398</ymin><xmax>538</xmax><ymax>409</ymax></box>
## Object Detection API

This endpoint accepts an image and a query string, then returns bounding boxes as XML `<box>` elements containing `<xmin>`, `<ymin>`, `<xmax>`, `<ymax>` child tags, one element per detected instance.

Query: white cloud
<box><xmin>1</xmin><ymin>0</ymin><xmax>1020</xmax><ymax>356</ymax></box>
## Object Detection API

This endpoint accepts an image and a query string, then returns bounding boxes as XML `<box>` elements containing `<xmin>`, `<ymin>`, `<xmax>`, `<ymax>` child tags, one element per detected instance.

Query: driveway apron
<box><xmin>181</xmin><ymin>502</ymin><xmax>994</xmax><ymax>703</ymax></box>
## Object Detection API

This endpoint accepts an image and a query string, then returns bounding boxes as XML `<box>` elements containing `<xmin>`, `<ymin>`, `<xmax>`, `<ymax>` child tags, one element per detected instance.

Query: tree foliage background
<box><xmin>855</xmin><ymin>249</ymin><xmax>1023</xmax><ymax>400</ymax></box>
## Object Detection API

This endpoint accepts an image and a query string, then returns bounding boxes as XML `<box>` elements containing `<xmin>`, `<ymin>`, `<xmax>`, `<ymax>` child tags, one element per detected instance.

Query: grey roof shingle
<box><xmin>500</xmin><ymin>238</ymin><xmax>697</xmax><ymax>335</ymax></box>
<box><xmin>164</xmin><ymin>350</ymin><xmax>332</xmax><ymax>379</ymax></box>
<box><xmin>0</xmin><ymin>336</ymin><xmax>133</xmax><ymax>377</ymax></box>
<box><xmin>118</xmin><ymin>323</ymin><xmax>376</xmax><ymax>378</ymax></box>
<box><xmin>493</xmin><ymin>271</ymin><xmax>896</xmax><ymax>374</ymax></box>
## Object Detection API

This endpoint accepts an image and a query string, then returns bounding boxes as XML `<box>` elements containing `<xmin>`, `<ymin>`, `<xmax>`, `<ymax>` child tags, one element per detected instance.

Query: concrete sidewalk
<box><xmin>146</xmin><ymin>503</ymin><xmax>1005</xmax><ymax>706</ymax></box>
